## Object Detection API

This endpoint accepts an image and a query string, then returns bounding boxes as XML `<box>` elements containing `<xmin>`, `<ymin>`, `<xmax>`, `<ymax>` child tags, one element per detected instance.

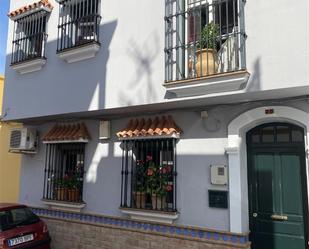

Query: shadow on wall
<box><xmin>3</xmin><ymin>20</ymin><xmax>118</xmax><ymax>120</ymax></box>
<box><xmin>117</xmin><ymin>32</ymin><xmax>160</xmax><ymax>106</ymax></box>
<box><xmin>246</xmin><ymin>57</ymin><xmax>261</xmax><ymax>92</ymax></box>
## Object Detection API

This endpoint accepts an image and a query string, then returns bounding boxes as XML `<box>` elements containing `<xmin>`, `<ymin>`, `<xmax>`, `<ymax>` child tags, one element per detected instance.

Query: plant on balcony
<box><xmin>146</xmin><ymin>157</ymin><xmax>173</xmax><ymax>210</ymax></box>
<box><xmin>196</xmin><ymin>22</ymin><xmax>219</xmax><ymax>77</ymax></box>
<box><xmin>133</xmin><ymin>158</ymin><xmax>148</xmax><ymax>208</ymax></box>
<box><xmin>54</xmin><ymin>174</ymin><xmax>81</xmax><ymax>202</ymax></box>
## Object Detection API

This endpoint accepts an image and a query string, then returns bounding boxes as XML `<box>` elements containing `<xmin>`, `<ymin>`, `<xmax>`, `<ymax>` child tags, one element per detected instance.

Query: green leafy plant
<box><xmin>145</xmin><ymin>158</ymin><xmax>173</xmax><ymax>197</ymax></box>
<box><xmin>198</xmin><ymin>22</ymin><xmax>219</xmax><ymax>50</ymax></box>
<box><xmin>54</xmin><ymin>174</ymin><xmax>81</xmax><ymax>189</ymax></box>
<box><xmin>134</xmin><ymin>159</ymin><xmax>148</xmax><ymax>192</ymax></box>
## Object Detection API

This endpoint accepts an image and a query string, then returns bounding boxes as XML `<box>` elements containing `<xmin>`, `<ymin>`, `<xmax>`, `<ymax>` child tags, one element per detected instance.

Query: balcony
<box><xmin>164</xmin><ymin>0</ymin><xmax>249</xmax><ymax>97</ymax></box>
<box><xmin>10</xmin><ymin>10</ymin><xmax>48</xmax><ymax>74</ymax></box>
<box><xmin>56</xmin><ymin>0</ymin><xmax>102</xmax><ymax>63</ymax></box>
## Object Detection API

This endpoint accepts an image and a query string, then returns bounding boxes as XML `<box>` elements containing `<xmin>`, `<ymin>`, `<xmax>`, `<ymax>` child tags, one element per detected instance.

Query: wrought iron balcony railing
<box><xmin>57</xmin><ymin>0</ymin><xmax>101</xmax><ymax>52</ymax></box>
<box><xmin>165</xmin><ymin>0</ymin><xmax>246</xmax><ymax>83</ymax></box>
<box><xmin>11</xmin><ymin>11</ymin><xmax>47</xmax><ymax>65</ymax></box>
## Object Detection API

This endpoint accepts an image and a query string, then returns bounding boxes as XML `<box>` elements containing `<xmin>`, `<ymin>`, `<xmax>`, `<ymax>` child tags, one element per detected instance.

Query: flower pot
<box><xmin>133</xmin><ymin>192</ymin><xmax>146</xmax><ymax>209</ymax></box>
<box><xmin>151</xmin><ymin>194</ymin><xmax>167</xmax><ymax>210</ymax></box>
<box><xmin>67</xmin><ymin>188</ymin><xmax>80</xmax><ymax>202</ymax></box>
<box><xmin>195</xmin><ymin>49</ymin><xmax>218</xmax><ymax>77</ymax></box>
<box><xmin>55</xmin><ymin>187</ymin><xmax>67</xmax><ymax>201</ymax></box>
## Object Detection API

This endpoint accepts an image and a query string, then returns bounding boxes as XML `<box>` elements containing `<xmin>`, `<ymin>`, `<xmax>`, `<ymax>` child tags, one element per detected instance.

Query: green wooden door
<box><xmin>247</xmin><ymin>123</ymin><xmax>308</xmax><ymax>249</ymax></box>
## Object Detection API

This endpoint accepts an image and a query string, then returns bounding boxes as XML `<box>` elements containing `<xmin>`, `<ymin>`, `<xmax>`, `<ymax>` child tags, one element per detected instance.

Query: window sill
<box><xmin>11</xmin><ymin>58</ymin><xmax>46</xmax><ymax>74</ymax></box>
<box><xmin>57</xmin><ymin>42</ymin><xmax>101</xmax><ymax>63</ymax></box>
<box><xmin>42</xmin><ymin>199</ymin><xmax>86</xmax><ymax>213</ymax></box>
<box><xmin>120</xmin><ymin>208</ymin><xmax>179</xmax><ymax>224</ymax></box>
<box><xmin>163</xmin><ymin>70</ymin><xmax>250</xmax><ymax>98</ymax></box>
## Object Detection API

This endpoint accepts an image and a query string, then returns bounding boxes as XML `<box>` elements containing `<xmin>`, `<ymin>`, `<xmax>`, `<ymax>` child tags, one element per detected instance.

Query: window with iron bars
<box><xmin>165</xmin><ymin>0</ymin><xmax>246</xmax><ymax>82</ymax></box>
<box><xmin>120</xmin><ymin>139</ymin><xmax>177</xmax><ymax>212</ymax></box>
<box><xmin>43</xmin><ymin>143</ymin><xmax>85</xmax><ymax>203</ymax></box>
<box><xmin>11</xmin><ymin>11</ymin><xmax>48</xmax><ymax>65</ymax></box>
<box><xmin>57</xmin><ymin>0</ymin><xmax>101</xmax><ymax>52</ymax></box>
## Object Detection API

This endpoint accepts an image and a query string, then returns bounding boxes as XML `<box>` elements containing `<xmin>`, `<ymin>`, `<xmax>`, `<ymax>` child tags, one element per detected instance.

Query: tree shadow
<box><xmin>117</xmin><ymin>32</ymin><xmax>160</xmax><ymax>106</ymax></box>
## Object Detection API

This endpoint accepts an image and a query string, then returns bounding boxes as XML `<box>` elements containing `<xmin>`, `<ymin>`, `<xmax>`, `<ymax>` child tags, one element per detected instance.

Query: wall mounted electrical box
<box><xmin>210</xmin><ymin>165</ymin><xmax>227</xmax><ymax>185</ymax></box>
<box><xmin>99</xmin><ymin>121</ymin><xmax>110</xmax><ymax>140</ymax></box>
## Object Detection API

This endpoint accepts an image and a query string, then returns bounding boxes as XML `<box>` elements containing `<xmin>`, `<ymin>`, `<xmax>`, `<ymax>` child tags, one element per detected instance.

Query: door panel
<box><xmin>280</xmin><ymin>154</ymin><xmax>303</xmax><ymax>215</ymax></box>
<box><xmin>249</xmin><ymin>151</ymin><xmax>306</xmax><ymax>249</ymax></box>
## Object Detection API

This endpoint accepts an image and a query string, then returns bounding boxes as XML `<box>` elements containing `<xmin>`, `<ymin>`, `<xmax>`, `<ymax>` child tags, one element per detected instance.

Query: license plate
<box><xmin>8</xmin><ymin>234</ymin><xmax>34</xmax><ymax>247</ymax></box>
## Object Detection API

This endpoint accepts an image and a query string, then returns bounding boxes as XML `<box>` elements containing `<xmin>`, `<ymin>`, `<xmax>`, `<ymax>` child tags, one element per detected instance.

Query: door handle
<box><xmin>271</xmin><ymin>214</ymin><xmax>288</xmax><ymax>221</ymax></box>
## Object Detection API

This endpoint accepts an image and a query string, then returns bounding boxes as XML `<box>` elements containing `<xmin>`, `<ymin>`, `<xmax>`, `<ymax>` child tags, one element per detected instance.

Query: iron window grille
<box><xmin>57</xmin><ymin>0</ymin><xmax>101</xmax><ymax>52</ymax></box>
<box><xmin>11</xmin><ymin>11</ymin><xmax>48</xmax><ymax>65</ymax></box>
<box><xmin>43</xmin><ymin>143</ymin><xmax>85</xmax><ymax>203</ymax></box>
<box><xmin>165</xmin><ymin>0</ymin><xmax>246</xmax><ymax>82</ymax></box>
<box><xmin>120</xmin><ymin>139</ymin><xmax>177</xmax><ymax>212</ymax></box>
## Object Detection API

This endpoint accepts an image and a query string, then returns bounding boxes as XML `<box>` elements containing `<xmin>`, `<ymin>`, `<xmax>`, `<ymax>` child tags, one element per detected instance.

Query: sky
<box><xmin>0</xmin><ymin>0</ymin><xmax>10</xmax><ymax>75</ymax></box>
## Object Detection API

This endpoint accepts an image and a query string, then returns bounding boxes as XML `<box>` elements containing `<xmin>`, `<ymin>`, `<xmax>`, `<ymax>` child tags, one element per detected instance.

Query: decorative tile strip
<box><xmin>31</xmin><ymin>207</ymin><xmax>249</xmax><ymax>246</ymax></box>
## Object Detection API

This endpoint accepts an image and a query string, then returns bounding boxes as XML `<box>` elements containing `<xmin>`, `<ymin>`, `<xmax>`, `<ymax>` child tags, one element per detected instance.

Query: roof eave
<box><xmin>9</xmin><ymin>6</ymin><xmax>52</xmax><ymax>21</ymax></box>
<box><xmin>118</xmin><ymin>133</ymin><xmax>180</xmax><ymax>141</ymax></box>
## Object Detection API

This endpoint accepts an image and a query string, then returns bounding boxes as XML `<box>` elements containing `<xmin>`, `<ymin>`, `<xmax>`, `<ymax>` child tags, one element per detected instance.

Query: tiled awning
<box><xmin>8</xmin><ymin>0</ymin><xmax>53</xmax><ymax>20</ymax></box>
<box><xmin>42</xmin><ymin>123</ymin><xmax>91</xmax><ymax>144</ymax></box>
<box><xmin>116</xmin><ymin>115</ymin><xmax>182</xmax><ymax>139</ymax></box>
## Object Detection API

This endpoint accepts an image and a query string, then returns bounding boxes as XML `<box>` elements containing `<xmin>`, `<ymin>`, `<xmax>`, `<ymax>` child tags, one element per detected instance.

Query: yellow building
<box><xmin>0</xmin><ymin>75</ymin><xmax>21</xmax><ymax>202</ymax></box>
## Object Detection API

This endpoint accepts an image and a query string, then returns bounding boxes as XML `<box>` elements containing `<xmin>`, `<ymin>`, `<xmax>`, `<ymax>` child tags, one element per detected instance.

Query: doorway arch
<box><xmin>246</xmin><ymin>122</ymin><xmax>308</xmax><ymax>249</ymax></box>
<box><xmin>225</xmin><ymin>106</ymin><xmax>309</xmax><ymax>233</ymax></box>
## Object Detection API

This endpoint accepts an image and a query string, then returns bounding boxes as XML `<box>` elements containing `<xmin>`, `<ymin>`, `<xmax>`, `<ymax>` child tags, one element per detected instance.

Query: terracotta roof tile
<box><xmin>43</xmin><ymin>123</ymin><xmax>91</xmax><ymax>143</ymax></box>
<box><xmin>8</xmin><ymin>0</ymin><xmax>53</xmax><ymax>19</ymax></box>
<box><xmin>117</xmin><ymin>115</ymin><xmax>182</xmax><ymax>139</ymax></box>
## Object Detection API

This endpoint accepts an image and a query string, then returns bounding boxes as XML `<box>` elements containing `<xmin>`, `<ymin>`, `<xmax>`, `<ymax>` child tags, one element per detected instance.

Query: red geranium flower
<box><xmin>147</xmin><ymin>168</ymin><xmax>154</xmax><ymax>176</ymax></box>
<box><xmin>166</xmin><ymin>166</ymin><xmax>172</xmax><ymax>173</ymax></box>
<box><xmin>166</xmin><ymin>185</ymin><xmax>173</xmax><ymax>192</ymax></box>
<box><xmin>146</xmin><ymin>155</ymin><xmax>153</xmax><ymax>162</ymax></box>
<box><xmin>162</xmin><ymin>167</ymin><xmax>167</xmax><ymax>174</ymax></box>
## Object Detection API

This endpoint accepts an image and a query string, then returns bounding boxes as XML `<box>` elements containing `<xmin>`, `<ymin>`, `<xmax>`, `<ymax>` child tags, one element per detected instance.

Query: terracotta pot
<box><xmin>195</xmin><ymin>49</ymin><xmax>218</xmax><ymax>77</ymax></box>
<box><xmin>67</xmin><ymin>188</ymin><xmax>80</xmax><ymax>202</ymax></box>
<box><xmin>151</xmin><ymin>194</ymin><xmax>167</xmax><ymax>210</ymax></box>
<box><xmin>55</xmin><ymin>188</ymin><xmax>67</xmax><ymax>201</ymax></box>
<box><xmin>133</xmin><ymin>192</ymin><xmax>146</xmax><ymax>209</ymax></box>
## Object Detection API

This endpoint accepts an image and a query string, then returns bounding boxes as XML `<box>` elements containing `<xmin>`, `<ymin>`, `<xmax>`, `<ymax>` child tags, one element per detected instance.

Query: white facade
<box><xmin>3</xmin><ymin>0</ymin><xmax>309</xmax><ymax>245</ymax></box>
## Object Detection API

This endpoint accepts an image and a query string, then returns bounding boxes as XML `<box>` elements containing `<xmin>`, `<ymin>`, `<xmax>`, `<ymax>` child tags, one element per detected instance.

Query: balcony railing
<box><xmin>164</xmin><ymin>0</ymin><xmax>246</xmax><ymax>83</ymax></box>
<box><xmin>11</xmin><ymin>11</ymin><xmax>47</xmax><ymax>65</ymax></box>
<box><xmin>43</xmin><ymin>143</ymin><xmax>85</xmax><ymax>203</ymax></box>
<box><xmin>120</xmin><ymin>139</ymin><xmax>177</xmax><ymax>212</ymax></box>
<box><xmin>57</xmin><ymin>0</ymin><xmax>101</xmax><ymax>52</ymax></box>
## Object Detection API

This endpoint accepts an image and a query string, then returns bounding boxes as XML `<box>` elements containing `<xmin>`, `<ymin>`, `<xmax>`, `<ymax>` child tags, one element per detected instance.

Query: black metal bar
<box><xmin>120</xmin><ymin>141</ymin><xmax>125</xmax><ymax>207</ymax></box>
<box><xmin>173</xmin><ymin>138</ymin><xmax>177</xmax><ymax>211</ymax></box>
<box><xmin>124</xmin><ymin>141</ymin><xmax>129</xmax><ymax>207</ymax></box>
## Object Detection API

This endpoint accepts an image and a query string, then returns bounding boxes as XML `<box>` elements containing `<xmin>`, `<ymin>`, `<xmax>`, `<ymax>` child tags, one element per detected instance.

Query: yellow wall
<box><xmin>0</xmin><ymin>75</ymin><xmax>22</xmax><ymax>202</ymax></box>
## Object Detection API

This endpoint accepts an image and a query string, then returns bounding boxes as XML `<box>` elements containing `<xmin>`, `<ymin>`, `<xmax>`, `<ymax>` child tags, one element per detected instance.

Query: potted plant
<box><xmin>146</xmin><ymin>160</ymin><xmax>173</xmax><ymax>210</ymax></box>
<box><xmin>54</xmin><ymin>176</ymin><xmax>68</xmax><ymax>201</ymax></box>
<box><xmin>195</xmin><ymin>22</ymin><xmax>219</xmax><ymax>77</ymax></box>
<box><xmin>133</xmin><ymin>159</ymin><xmax>148</xmax><ymax>209</ymax></box>
<box><xmin>66</xmin><ymin>174</ymin><xmax>81</xmax><ymax>202</ymax></box>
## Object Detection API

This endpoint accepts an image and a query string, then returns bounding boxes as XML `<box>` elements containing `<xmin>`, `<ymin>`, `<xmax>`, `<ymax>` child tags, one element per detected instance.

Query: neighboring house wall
<box><xmin>0</xmin><ymin>75</ymin><xmax>21</xmax><ymax>202</ymax></box>
<box><xmin>3</xmin><ymin>0</ymin><xmax>309</xmax><ymax>121</ymax></box>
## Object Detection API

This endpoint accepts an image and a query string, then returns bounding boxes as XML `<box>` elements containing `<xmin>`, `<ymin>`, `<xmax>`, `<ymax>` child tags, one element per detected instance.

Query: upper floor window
<box><xmin>10</xmin><ymin>10</ymin><xmax>49</xmax><ymax>65</ymax></box>
<box><xmin>57</xmin><ymin>0</ymin><xmax>101</xmax><ymax>52</ymax></box>
<box><xmin>165</xmin><ymin>0</ymin><xmax>246</xmax><ymax>82</ymax></box>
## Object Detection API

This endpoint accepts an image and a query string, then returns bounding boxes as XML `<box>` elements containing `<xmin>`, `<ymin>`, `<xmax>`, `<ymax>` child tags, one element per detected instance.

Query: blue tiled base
<box><xmin>31</xmin><ymin>207</ymin><xmax>249</xmax><ymax>246</ymax></box>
